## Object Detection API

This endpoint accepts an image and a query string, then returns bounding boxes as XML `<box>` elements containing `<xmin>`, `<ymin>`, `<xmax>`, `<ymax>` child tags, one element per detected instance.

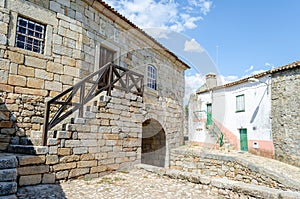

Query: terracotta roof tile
<box><xmin>196</xmin><ymin>60</ymin><xmax>300</xmax><ymax>94</ymax></box>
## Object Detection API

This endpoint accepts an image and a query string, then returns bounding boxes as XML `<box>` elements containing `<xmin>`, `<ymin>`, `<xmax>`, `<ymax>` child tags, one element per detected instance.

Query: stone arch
<box><xmin>142</xmin><ymin>118</ymin><xmax>166</xmax><ymax>167</ymax></box>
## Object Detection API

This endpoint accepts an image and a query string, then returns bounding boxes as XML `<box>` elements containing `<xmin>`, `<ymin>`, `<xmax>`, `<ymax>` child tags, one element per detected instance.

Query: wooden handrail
<box><xmin>42</xmin><ymin>63</ymin><xmax>144</xmax><ymax>145</ymax></box>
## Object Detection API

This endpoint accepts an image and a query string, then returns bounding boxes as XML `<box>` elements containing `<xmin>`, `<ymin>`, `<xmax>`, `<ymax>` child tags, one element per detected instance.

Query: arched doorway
<box><xmin>142</xmin><ymin>119</ymin><xmax>166</xmax><ymax>167</ymax></box>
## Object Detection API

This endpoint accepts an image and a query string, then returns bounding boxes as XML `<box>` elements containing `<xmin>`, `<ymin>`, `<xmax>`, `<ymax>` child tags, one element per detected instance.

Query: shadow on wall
<box><xmin>0</xmin><ymin>97</ymin><xmax>17</xmax><ymax>151</ymax></box>
<box><xmin>141</xmin><ymin>119</ymin><xmax>166</xmax><ymax>167</ymax></box>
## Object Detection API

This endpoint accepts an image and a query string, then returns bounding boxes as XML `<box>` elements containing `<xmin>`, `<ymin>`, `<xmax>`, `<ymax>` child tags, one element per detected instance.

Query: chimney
<box><xmin>206</xmin><ymin>73</ymin><xmax>217</xmax><ymax>89</ymax></box>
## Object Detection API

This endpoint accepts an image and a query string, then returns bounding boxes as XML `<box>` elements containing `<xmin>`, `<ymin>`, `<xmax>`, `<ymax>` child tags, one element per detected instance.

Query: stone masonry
<box><xmin>170</xmin><ymin>146</ymin><xmax>300</xmax><ymax>192</ymax></box>
<box><xmin>0</xmin><ymin>0</ymin><xmax>188</xmax><ymax>189</ymax></box>
<box><xmin>271</xmin><ymin>65</ymin><xmax>300</xmax><ymax>167</ymax></box>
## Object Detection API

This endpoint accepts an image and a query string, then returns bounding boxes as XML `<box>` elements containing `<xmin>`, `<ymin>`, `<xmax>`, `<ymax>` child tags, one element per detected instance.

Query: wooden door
<box><xmin>206</xmin><ymin>103</ymin><xmax>212</xmax><ymax>126</ymax></box>
<box><xmin>239</xmin><ymin>128</ymin><xmax>248</xmax><ymax>151</ymax></box>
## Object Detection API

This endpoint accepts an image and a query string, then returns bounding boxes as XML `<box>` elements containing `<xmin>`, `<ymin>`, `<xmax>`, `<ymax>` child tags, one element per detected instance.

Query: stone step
<box><xmin>0</xmin><ymin>154</ymin><xmax>17</xmax><ymax>170</ymax></box>
<box><xmin>0</xmin><ymin>182</ymin><xmax>17</xmax><ymax>196</ymax></box>
<box><xmin>7</xmin><ymin>145</ymin><xmax>48</xmax><ymax>155</ymax></box>
<box><xmin>0</xmin><ymin>169</ymin><xmax>17</xmax><ymax>182</ymax></box>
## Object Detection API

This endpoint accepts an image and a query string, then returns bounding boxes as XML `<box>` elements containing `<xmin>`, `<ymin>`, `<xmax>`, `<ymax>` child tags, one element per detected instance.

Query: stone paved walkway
<box><xmin>17</xmin><ymin>169</ymin><xmax>217</xmax><ymax>199</ymax></box>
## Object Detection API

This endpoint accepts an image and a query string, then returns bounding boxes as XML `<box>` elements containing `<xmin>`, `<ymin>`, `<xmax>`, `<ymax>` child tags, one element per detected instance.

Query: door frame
<box><xmin>206</xmin><ymin>103</ymin><xmax>212</xmax><ymax>126</ymax></box>
<box><xmin>239</xmin><ymin>128</ymin><xmax>248</xmax><ymax>151</ymax></box>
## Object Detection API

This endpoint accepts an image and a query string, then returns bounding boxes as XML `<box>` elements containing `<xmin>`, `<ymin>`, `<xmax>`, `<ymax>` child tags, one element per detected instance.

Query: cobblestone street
<box><xmin>17</xmin><ymin>169</ymin><xmax>215</xmax><ymax>199</ymax></box>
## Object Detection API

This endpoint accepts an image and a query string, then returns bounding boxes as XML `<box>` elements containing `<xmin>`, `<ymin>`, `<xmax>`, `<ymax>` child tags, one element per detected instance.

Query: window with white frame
<box><xmin>15</xmin><ymin>16</ymin><xmax>45</xmax><ymax>53</ymax></box>
<box><xmin>236</xmin><ymin>94</ymin><xmax>245</xmax><ymax>112</ymax></box>
<box><xmin>147</xmin><ymin>65</ymin><xmax>157</xmax><ymax>90</ymax></box>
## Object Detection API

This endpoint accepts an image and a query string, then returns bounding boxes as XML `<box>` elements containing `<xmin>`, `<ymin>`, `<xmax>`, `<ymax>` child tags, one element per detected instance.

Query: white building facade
<box><xmin>190</xmin><ymin>73</ymin><xmax>274</xmax><ymax>158</ymax></box>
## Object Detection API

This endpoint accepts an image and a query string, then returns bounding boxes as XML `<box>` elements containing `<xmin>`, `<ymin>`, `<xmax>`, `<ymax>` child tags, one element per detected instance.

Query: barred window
<box><xmin>15</xmin><ymin>16</ymin><xmax>45</xmax><ymax>53</ymax></box>
<box><xmin>147</xmin><ymin>65</ymin><xmax>157</xmax><ymax>90</ymax></box>
<box><xmin>236</xmin><ymin>94</ymin><xmax>245</xmax><ymax>112</ymax></box>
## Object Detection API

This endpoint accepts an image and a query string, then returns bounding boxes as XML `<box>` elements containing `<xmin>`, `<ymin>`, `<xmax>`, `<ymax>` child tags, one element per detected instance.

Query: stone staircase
<box><xmin>7</xmin><ymin>99</ymin><xmax>102</xmax><ymax>155</ymax></box>
<box><xmin>207</xmin><ymin>123</ymin><xmax>235</xmax><ymax>151</ymax></box>
<box><xmin>0</xmin><ymin>153</ymin><xmax>18</xmax><ymax>199</ymax></box>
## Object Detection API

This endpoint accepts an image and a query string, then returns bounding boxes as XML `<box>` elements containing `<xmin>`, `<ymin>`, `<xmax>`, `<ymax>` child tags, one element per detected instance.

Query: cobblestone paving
<box><xmin>17</xmin><ymin>169</ymin><xmax>217</xmax><ymax>199</ymax></box>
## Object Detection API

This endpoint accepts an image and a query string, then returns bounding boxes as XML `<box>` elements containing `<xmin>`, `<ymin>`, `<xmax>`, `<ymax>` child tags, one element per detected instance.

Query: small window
<box><xmin>147</xmin><ymin>65</ymin><xmax>157</xmax><ymax>90</ymax></box>
<box><xmin>15</xmin><ymin>16</ymin><xmax>45</xmax><ymax>54</ymax></box>
<box><xmin>236</xmin><ymin>94</ymin><xmax>245</xmax><ymax>112</ymax></box>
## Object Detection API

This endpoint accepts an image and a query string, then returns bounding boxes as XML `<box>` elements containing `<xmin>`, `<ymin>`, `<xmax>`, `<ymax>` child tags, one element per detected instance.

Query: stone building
<box><xmin>271</xmin><ymin>62</ymin><xmax>300</xmax><ymax>167</ymax></box>
<box><xmin>189</xmin><ymin>61</ymin><xmax>299</xmax><ymax>166</ymax></box>
<box><xmin>0</xmin><ymin>0</ymin><xmax>189</xmax><ymax>195</ymax></box>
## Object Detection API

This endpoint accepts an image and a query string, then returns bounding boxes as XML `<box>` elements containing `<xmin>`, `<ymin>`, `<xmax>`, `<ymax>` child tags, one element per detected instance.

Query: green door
<box><xmin>239</xmin><ymin>129</ymin><xmax>248</xmax><ymax>151</ymax></box>
<box><xmin>206</xmin><ymin>103</ymin><xmax>212</xmax><ymax>126</ymax></box>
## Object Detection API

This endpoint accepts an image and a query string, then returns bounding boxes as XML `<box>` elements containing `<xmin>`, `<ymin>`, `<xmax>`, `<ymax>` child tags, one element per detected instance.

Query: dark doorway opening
<box><xmin>142</xmin><ymin>119</ymin><xmax>166</xmax><ymax>167</ymax></box>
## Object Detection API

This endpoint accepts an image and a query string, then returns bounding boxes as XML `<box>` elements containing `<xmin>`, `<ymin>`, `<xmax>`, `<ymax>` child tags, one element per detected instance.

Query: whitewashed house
<box><xmin>189</xmin><ymin>73</ymin><xmax>274</xmax><ymax>158</ymax></box>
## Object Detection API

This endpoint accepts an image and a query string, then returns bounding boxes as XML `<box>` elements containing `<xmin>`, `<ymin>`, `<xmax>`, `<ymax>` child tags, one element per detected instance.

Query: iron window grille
<box><xmin>147</xmin><ymin>65</ymin><xmax>157</xmax><ymax>90</ymax></box>
<box><xmin>236</xmin><ymin>94</ymin><xmax>245</xmax><ymax>112</ymax></box>
<box><xmin>15</xmin><ymin>16</ymin><xmax>45</xmax><ymax>54</ymax></box>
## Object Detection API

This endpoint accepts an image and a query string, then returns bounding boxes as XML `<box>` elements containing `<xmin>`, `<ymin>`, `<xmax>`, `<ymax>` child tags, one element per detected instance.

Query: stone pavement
<box><xmin>17</xmin><ymin>168</ymin><xmax>216</xmax><ymax>199</ymax></box>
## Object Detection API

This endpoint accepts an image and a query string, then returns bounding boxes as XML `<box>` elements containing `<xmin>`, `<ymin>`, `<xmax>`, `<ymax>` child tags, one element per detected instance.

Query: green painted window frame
<box><xmin>236</xmin><ymin>94</ymin><xmax>245</xmax><ymax>112</ymax></box>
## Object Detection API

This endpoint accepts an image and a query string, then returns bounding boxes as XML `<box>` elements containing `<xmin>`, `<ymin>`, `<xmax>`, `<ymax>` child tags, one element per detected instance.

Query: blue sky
<box><xmin>105</xmin><ymin>0</ymin><xmax>300</xmax><ymax>98</ymax></box>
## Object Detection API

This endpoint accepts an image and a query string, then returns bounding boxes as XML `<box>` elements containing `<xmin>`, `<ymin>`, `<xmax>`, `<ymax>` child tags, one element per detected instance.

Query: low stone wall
<box><xmin>170</xmin><ymin>146</ymin><xmax>300</xmax><ymax>192</ymax></box>
<box><xmin>136</xmin><ymin>164</ymin><xmax>300</xmax><ymax>199</ymax></box>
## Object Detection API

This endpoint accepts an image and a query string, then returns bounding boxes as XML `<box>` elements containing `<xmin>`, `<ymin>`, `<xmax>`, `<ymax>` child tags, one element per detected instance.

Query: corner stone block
<box><xmin>0</xmin><ymin>168</ymin><xmax>17</xmax><ymax>182</ymax></box>
<box><xmin>0</xmin><ymin>155</ymin><xmax>17</xmax><ymax>169</ymax></box>
<box><xmin>19</xmin><ymin>174</ymin><xmax>42</xmax><ymax>186</ymax></box>
<box><xmin>0</xmin><ymin>182</ymin><xmax>17</xmax><ymax>196</ymax></box>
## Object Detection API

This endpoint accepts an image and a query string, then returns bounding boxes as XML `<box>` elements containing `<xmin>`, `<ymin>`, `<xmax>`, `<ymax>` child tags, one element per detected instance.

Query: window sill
<box><xmin>236</xmin><ymin>110</ymin><xmax>245</xmax><ymax>113</ymax></box>
<box><xmin>7</xmin><ymin>46</ymin><xmax>53</xmax><ymax>61</ymax></box>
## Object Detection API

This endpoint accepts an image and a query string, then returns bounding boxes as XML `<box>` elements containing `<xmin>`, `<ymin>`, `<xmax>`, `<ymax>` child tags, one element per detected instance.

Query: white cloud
<box><xmin>105</xmin><ymin>0</ymin><xmax>212</xmax><ymax>33</ymax></box>
<box><xmin>184</xmin><ymin>73</ymin><xmax>206</xmax><ymax>104</ymax></box>
<box><xmin>187</xmin><ymin>0</ymin><xmax>213</xmax><ymax>15</ymax></box>
<box><xmin>218</xmin><ymin>75</ymin><xmax>239</xmax><ymax>85</ymax></box>
<box><xmin>184</xmin><ymin>39</ymin><xmax>204</xmax><ymax>53</ymax></box>
<box><xmin>265</xmin><ymin>62</ymin><xmax>274</xmax><ymax>69</ymax></box>
<box><xmin>244</xmin><ymin>65</ymin><xmax>254</xmax><ymax>73</ymax></box>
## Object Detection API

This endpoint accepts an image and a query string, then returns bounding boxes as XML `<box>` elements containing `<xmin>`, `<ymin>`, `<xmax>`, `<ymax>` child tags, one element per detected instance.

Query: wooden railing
<box><xmin>42</xmin><ymin>63</ymin><xmax>144</xmax><ymax>145</ymax></box>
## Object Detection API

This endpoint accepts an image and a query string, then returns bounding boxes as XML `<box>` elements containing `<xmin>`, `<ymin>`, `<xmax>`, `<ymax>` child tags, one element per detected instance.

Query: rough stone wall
<box><xmin>13</xmin><ymin>90</ymin><xmax>143</xmax><ymax>186</ymax></box>
<box><xmin>0</xmin><ymin>0</ymin><xmax>185</xmax><ymax>155</ymax></box>
<box><xmin>271</xmin><ymin>67</ymin><xmax>300</xmax><ymax>167</ymax></box>
<box><xmin>170</xmin><ymin>147</ymin><xmax>299</xmax><ymax>191</ymax></box>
